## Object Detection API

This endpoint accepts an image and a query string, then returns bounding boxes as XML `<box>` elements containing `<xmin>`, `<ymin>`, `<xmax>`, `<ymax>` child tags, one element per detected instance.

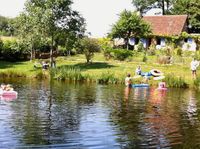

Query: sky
<box><xmin>0</xmin><ymin>0</ymin><xmax>134</xmax><ymax>38</ymax></box>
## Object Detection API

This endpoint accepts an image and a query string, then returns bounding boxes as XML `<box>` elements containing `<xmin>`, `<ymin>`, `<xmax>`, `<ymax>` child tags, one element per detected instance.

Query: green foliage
<box><xmin>98</xmin><ymin>71</ymin><xmax>118</xmax><ymax>84</ymax></box>
<box><xmin>80</xmin><ymin>37</ymin><xmax>101</xmax><ymax>63</ymax></box>
<box><xmin>174</xmin><ymin>47</ymin><xmax>182</xmax><ymax>57</ymax></box>
<box><xmin>132</xmin><ymin>0</ymin><xmax>173</xmax><ymax>15</ymax></box>
<box><xmin>193</xmin><ymin>76</ymin><xmax>200</xmax><ymax>90</ymax></box>
<box><xmin>109</xmin><ymin>10</ymin><xmax>151</xmax><ymax>48</ymax></box>
<box><xmin>147</xmin><ymin>44</ymin><xmax>156</xmax><ymax>55</ymax></box>
<box><xmin>164</xmin><ymin>74</ymin><xmax>188</xmax><ymax>88</ymax></box>
<box><xmin>136</xmin><ymin>42</ymin><xmax>145</xmax><ymax>52</ymax></box>
<box><xmin>0</xmin><ymin>39</ymin><xmax>28</xmax><ymax>61</ymax></box>
<box><xmin>17</xmin><ymin>0</ymin><xmax>86</xmax><ymax>64</ymax></box>
<box><xmin>110</xmin><ymin>48</ymin><xmax>133</xmax><ymax>61</ymax></box>
<box><xmin>98</xmin><ymin>38</ymin><xmax>113</xmax><ymax>60</ymax></box>
<box><xmin>0</xmin><ymin>15</ymin><xmax>15</xmax><ymax>36</ymax></box>
<box><xmin>142</xmin><ymin>52</ymin><xmax>148</xmax><ymax>62</ymax></box>
<box><xmin>50</xmin><ymin>66</ymin><xmax>84</xmax><ymax>81</ymax></box>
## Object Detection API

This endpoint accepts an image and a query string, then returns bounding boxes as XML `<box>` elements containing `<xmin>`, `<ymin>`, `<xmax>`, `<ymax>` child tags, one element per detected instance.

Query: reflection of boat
<box><xmin>150</xmin><ymin>69</ymin><xmax>163</xmax><ymax>77</ymax></box>
<box><xmin>0</xmin><ymin>95</ymin><xmax>17</xmax><ymax>100</ymax></box>
<box><xmin>0</xmin><ymin>90</ymin><xmax>18</xmax><ymax>96</ymax></box>
<box><xmin>156</xmin><ymin>87</ymin><xmax>167</xmax><ymax>91</ymax></box>
<box><xmin>132</xmin><ymin>84</ymin><xmax>149</xmax><ymax>88</ymax></box>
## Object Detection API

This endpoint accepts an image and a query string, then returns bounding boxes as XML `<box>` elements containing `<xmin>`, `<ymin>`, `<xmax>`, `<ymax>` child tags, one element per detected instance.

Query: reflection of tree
<box><xmin>141</xmin><ymin>89</ymin><xmax>181</xmax><ymax>148</ymax></box>
<box><xmin>9</xmin><ymin>80</ymin><xmax>97</xmax><ymax>146</ymax></box>
<box><xmin>105</xmin><ymin>86</ymin><xmax>149</xmax><ymax>148</ymax></box>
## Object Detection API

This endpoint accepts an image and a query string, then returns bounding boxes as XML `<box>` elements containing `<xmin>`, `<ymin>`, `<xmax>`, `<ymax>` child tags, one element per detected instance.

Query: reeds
<box><xmin>50</xmin><ymin>66</ymin><xmax>84</xmax><ymax>81</ymax></box>
<box><xmin>193</xmin><ymin>76</ymin><xmax>200</xmax><ymax>90</ymax></box>
<box><xmin>97</xmin><ymin>71</ymin><xmax>119</xmax><ymax>84</ymax></box>
<box><xmin>164</xmin><ymin>74</ymin><xmax>188</xmax><ymax>88</ymax></box>
<box><xmin>0</xmin><ymin>70</ymin><xmax>26</xmax><ymax>78</ymax></box>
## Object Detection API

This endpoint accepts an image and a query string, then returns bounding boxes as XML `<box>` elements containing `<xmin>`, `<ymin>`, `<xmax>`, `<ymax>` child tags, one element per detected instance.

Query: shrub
<box><xmin>157</xmin><ymin>55</ymin><xmax>171</xmax><ymax>64</ymax></box>
<box><xmin>80</xmin><ymin>37</ymin><xmax>101</xmax><ymax>63</ymax></box>
<box><xmin>111</xmin><ymin>48</ymin><xmax>133</xmax><ymax>61</ymax></box>
<box><xmin>147</xmin><ymin>44</ymin><xmax>156</xmax><ymax>56</ymax></box>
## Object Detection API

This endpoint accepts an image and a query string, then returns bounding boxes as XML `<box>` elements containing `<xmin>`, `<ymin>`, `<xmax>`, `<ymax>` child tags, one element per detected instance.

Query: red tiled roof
<box><xmin>143</xmin><ymin>15</ymin><xmax>188</xmax><ymax>36</ymax></box>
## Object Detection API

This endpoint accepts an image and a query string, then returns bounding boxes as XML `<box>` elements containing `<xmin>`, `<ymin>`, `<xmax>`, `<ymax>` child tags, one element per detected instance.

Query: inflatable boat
<box><xmin>132</xmin><ymin>84</ymin><xmax>149</xmax><ymax>88</ymax></box>
<box><xmin>150</xmin><ymin>69</ymin><xmax>163</xmax><ymax>77</ymax></box>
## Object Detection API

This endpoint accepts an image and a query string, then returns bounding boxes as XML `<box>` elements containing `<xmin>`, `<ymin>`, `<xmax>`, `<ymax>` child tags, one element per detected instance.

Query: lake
<box><xmin>0</xmin><ymin>78</ymin><xmax>200</xmax><ymax>148</ymax></box>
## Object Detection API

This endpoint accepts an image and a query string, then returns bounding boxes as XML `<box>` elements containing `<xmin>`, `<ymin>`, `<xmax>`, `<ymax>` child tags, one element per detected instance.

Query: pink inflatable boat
<box><xmin>0</xmin><ymin>90</ymin><xmax>18</xmax><ymax>96</ymax></box>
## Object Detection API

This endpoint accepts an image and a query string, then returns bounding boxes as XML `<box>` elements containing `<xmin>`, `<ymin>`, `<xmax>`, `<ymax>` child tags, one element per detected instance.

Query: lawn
<box><xmin>0</xmin><ymin>53</ymin><xmax>195</xmax><ymax>86</ymax></box>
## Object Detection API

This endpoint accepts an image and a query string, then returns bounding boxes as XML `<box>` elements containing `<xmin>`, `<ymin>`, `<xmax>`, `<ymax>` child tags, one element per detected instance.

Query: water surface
<box><xmin>0</xmin><ymin>79</ymin><xmax>200</xmax><ymax>148</ymax></box>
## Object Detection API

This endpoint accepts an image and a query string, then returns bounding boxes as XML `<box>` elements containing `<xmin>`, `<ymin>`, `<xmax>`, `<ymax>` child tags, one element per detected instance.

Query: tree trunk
<box><xmin>50</xmin><ymin>36</ymin><xmax>54</xmax><ymax>67</ymax></box>
<box><xmin>30</xmin><ymin>43</ymin><xmax>34</xmax><ymax>61</ymax></box>
<box><xmin>162</xmin><ymin>0</ymin><xmax>165</xmax><ymax>15</ymax></box>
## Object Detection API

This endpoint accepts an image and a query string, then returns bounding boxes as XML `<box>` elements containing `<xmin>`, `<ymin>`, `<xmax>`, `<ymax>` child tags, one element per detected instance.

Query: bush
<box><xmin>147</xmin><ymin>44</ymin><xmax>156</xmax><ymax>56</ymax></box>
<box><xmin>80</xmin><ymin>37</ymin><xmax>101</xmax><ymax>63</ymax></box>
<box><xmin>174</xmin><ymin>47</ymin><xmax>182</xmax><ymax>57</ymax></box>
<box><xmin>1</xmin><ymin>39</ymin><xmax>28</xmax><ymax>61</ymax></box>
<box><xmin>111</xmin><ymin>48</ymin><xmax>133</xmax><ymax>61</ymax></box>
<box><xmin>157</xmin><ymin>55</ymin><xmax>171</xmax><ymax>64</ymax></box>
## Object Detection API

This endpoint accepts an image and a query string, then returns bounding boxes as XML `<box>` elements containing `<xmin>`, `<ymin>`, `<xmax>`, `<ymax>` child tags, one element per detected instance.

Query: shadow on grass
<box><xmin>0</xmin><ymin>61</ymin><xmax>25</xmax><ymax>69</ymax></box>
<box><xmin>72</xmin><ymin>62</ymin><xmax>116</xmax><ymax>70</ymax></box>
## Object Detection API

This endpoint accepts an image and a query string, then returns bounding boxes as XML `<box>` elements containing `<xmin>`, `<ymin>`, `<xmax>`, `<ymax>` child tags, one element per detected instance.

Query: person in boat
<box><xmin>5</xmin><ymin>84</ymin><xmax>14</xmax><ymax>91</ymax></box>
<box><xmin>190</xmin><ymin>58</ymin><xmax>199</xmax><ymax>79</ymax></box>
<box><xmin>135</xmin><ymin>65</ymin><xmax>142</xmax><ymax>75</ymax></box>
<box><xmin>0</xmin><ymin>84</ymin><xmax>13</xmax><ymax>91</ymax></box>
<box><xmin>158</xmin><ymin>82</ymin><xmax>166</xmax><ymax>89</ymax></box>
<box><xmin>0</xmin><ymin>84</ymin><xmax>6</xmax><ymax>91</ymax></box>
<box><xmin>125</xmin><ymin>73</ymin><xmax>132</xmax><ymax>87</ymax></box>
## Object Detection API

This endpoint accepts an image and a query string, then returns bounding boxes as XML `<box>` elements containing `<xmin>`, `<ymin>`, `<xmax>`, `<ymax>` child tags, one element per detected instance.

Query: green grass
<box><xmin>0</xmin><ymin>53</ymin><xmax>197</xmax><ymax>88</ymax></box>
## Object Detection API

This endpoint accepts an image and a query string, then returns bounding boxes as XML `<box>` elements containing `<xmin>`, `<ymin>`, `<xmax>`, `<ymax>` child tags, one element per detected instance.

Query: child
<box><xmin>125</xmin><ymin>73</ymin><xmax>132</xmax><ymax>87</ymax></box>
<box><xmin>135</xmin><ymin>65</ymin><xmax>142</xmax><ymax>75</ymax></box>
<box><xmin>158</xmin><ymin>82</ymin><xmax>166</xmax><ymax>89</ymax></box>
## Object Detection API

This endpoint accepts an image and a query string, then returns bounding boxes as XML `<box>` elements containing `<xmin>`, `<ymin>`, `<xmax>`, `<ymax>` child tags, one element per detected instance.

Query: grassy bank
<box><xmin>0</xmin><ymin>53</ymin><xmax>196</xmax><ymax>88</ymax></box>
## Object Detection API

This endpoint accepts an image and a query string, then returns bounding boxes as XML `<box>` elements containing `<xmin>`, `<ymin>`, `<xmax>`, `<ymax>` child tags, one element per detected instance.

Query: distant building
<box><xmin>129</xmin><ymin>15</ymin><xmax>198</xmax><ymax>51</ymax></box>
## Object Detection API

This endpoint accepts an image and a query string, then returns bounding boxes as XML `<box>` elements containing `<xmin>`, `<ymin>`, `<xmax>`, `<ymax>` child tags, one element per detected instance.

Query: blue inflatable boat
<box><xmin>132</xmin><ymin>84</ymin><xmax>149</xmax><ymax>88</ymax></box>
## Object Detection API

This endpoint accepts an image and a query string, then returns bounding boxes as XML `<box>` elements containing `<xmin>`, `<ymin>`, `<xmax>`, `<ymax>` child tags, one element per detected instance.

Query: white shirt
<box><xmin>135</xmin><ymin>67</ymin><xmax>142</xmax><ymax>75</ymax></box>
<box><xmin>125</xmin><ymin>77</ymin><xmax>132</xmax><ymax>86</ymax></box>
<box><xmin>191</xmin><ymin>60</ymin><xmax>199</xmax><ymax>71</ymax></box>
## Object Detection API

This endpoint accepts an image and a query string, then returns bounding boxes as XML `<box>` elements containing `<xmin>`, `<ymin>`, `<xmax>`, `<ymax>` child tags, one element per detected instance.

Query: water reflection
<box><xmin>1</xmin><ymin>79</ymin><xmax>200</xmax><ymax>148</ymax></box>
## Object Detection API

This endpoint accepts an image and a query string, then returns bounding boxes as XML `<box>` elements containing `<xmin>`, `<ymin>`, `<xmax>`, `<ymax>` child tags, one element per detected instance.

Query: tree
<box><xmin>21</xmin><ymin>0</ymin><xmax>85</xmax><ymax>66</ymax></box>
<box><xmin>109</xmin><ymin>10</ymin><xmax>151</xmax><ymax>49</ymax></box>
<box><xmin>80</xmin><ymin>37</ymin><xmax>100</xmax><ymax>63</ymax></box>
<box><xmin>171</xmin><ymin>0</ymin><xmax>200</xmax><ymax>33</ymax></box>
<box><xmin>14</xmin><ymin>12</ymin><xmax>44</xmax><ymax>61</ymax></box>
<box><xmin>132</xmin><ymin>0</ymin><xmax>173</xmax><ymax>15</ymax></box>
<box><xmin>132</xmin><ymin>0</ymin><xmax>156</xmax><ymax>15</ymax></box>
<box><xmin>0</xmin><ymin>15</ymin><xmax>15</xmax><ymax>36</ymax></box>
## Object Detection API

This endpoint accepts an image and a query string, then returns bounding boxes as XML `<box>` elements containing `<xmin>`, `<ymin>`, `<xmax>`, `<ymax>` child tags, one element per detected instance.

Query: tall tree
<box><xmin>132</xmin><ymin>0</ymin><xmax>156</xmax><ymax>15</ymax></box>
<box><xmin>0</xmin><ymin>15</ymin><xmax>15</xmax><ymax>36</ymax></box>
<box><xmin>171</xmin><ymin>0</ymin><xmax>200</xmax><ymax>33</ymax></box>
<box><xmin>22</xmin><ymin>0</ymin><xmax>85</xmax><ymax>66</ymax></box>
<box><xmin>132</xmin><ymin>0</ymin><xmax>173</xmax><ymax>15</ymax></box>
<box><xmin>14</xmin><ymin>12</ymin><xmax>44</xmax><ymax>61</ymax></box>
<box><xmin>109</xmin><ymin>10</ymin><xmax>151</xmax><ymax>49</ymax></box>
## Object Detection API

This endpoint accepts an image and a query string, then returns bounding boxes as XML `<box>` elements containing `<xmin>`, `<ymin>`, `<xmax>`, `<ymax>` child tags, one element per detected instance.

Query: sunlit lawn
<box><xmin>0</xmin><ymin>53</ymin><xmax>195</xmax><ymax>85</ymax></box>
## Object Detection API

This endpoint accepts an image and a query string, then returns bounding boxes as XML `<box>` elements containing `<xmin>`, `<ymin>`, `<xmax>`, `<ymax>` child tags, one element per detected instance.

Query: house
<box><xmin>129</xmin><ymin>15</ymin><xmax>198</xmax><ymax>51</ymax></box>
